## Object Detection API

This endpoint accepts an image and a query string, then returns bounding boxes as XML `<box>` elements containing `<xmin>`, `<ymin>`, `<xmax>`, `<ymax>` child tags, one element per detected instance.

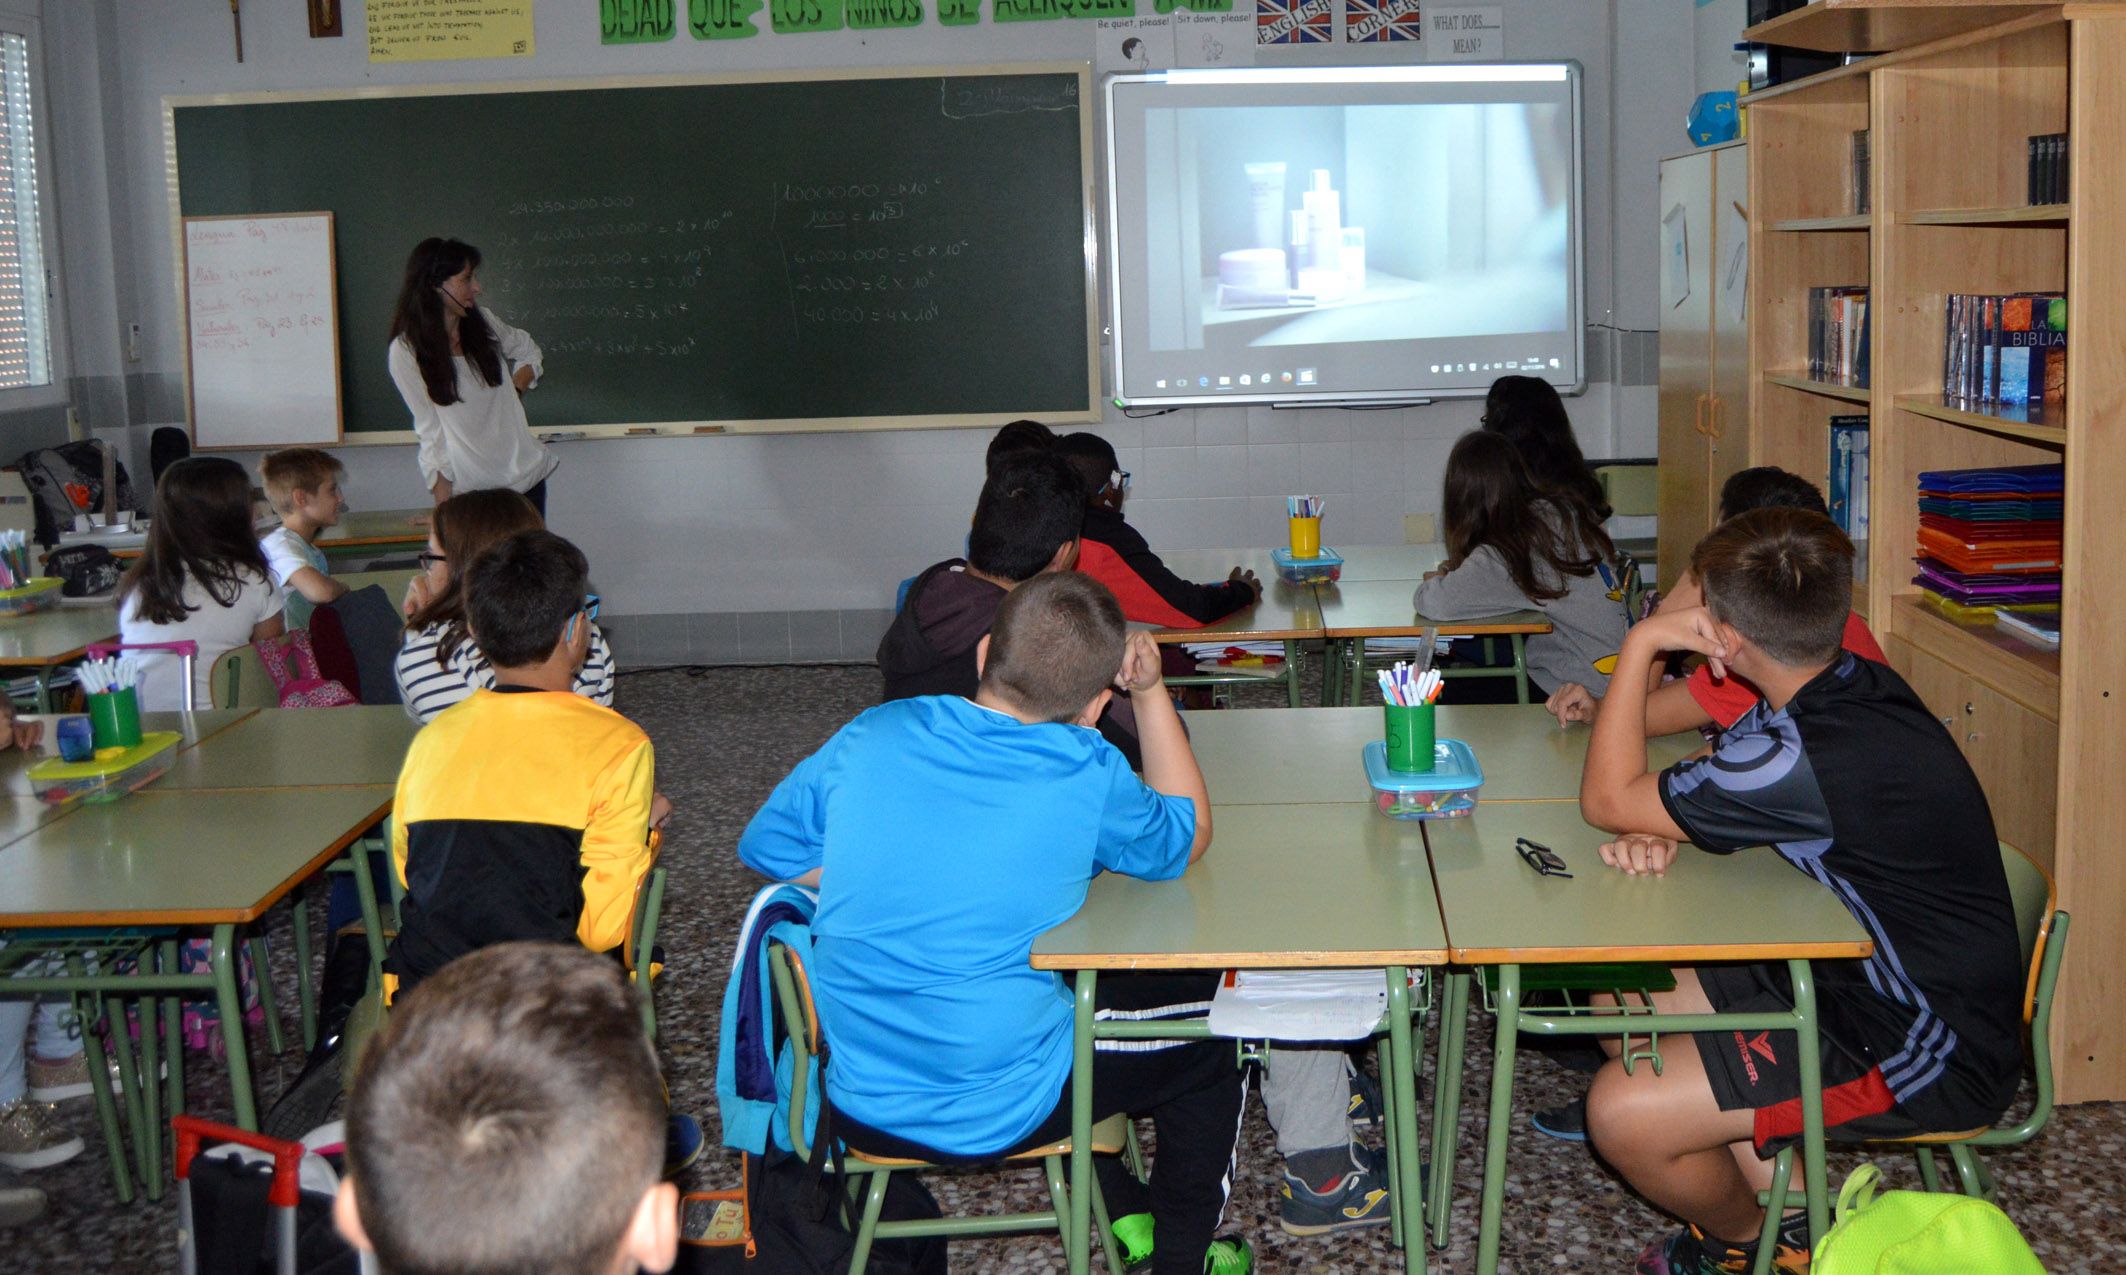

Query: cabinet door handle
<box><xmin>1694</xmin><ymin>394</ymin><xmax>1710</xmax><ymax>436</ymax></box>
<box><xmin>1707</xmin><ymin>395</ymin><xmax>1725</xmax><ymax>439</ymax></box>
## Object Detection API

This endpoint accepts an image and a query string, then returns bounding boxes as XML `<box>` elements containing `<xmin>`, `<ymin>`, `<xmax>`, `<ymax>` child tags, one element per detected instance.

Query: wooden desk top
<box><xmin>1186</xmin><ymin>705</ymin><xmax>1703</xmax><ymax>806</ymax></box>
<box><xmin>1032</xmin><ymin>803</ymin><xmax>1448</xmax><ymax>970</ymax></box>
<box><xmin>1423</xmin><ymin>802</ymin><xmax>1873</xmax><ymax>966</ymax></box>
<box><xmin>1325</xmin><ymin>543</ymin><xmax>1446</xmax><ymax>582</ymax></box>
<box><xmin>1317</xmin><ymin>579</ymin><xmax>1551</xmax><ymax>639</ymax></box>
<box><xmin>157</xmin><ymin>706</ymin><xmax>419</xmax><ymax>791</ymax></box>
<box><xmin>0</xmin><ymin>786</ymin><xmax>393</xmax><ymax>927</ymax></box>
<box><xmin>0</xmin><ymin>709</ymin><xmax>257</xmax><ymax>796</ymax></box>
<box><xmin>0</xmin><ymin>605</ymin><xmax>120</xmax><ymax>667</ymax></box>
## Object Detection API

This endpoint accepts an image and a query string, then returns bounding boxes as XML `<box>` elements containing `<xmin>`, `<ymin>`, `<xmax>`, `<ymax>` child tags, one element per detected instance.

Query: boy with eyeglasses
<box><xmin>1053</xmin><ymin>432</ymin><xmax>1261</xmax><ymax>629</ymax></box>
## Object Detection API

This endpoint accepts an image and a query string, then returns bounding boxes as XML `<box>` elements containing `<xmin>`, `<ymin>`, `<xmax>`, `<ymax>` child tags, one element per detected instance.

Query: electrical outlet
<box><xmin>1403</xmin><ymin>513</ymin><xmax>1436</xmax><ymax>544</ymax></box>
<box><xmin>125</xmin><ymin>322</ymin><xmax>141</xmax><ymax>363</ymax></box>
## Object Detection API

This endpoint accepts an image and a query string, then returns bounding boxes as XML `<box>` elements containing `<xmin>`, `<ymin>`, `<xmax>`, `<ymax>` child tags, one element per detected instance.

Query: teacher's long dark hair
<box><xmin>389</xmin><ymin>237</ymin><xmax>504</xmax><ymax>407</ymax></box>
<box><xmin>117</xmin><ymin>457</ymin><xmax>273</xmax><ymax>625</ymax></box>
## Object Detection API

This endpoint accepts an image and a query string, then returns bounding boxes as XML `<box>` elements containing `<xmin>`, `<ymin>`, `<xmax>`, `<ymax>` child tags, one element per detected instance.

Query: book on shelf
<box><xmin>1807</xmin><ymin>286</ymin><xmax>1869</xmax><ymax>387</ymax></box>
<box><xmin>1849</xmin><ymin>129</ymin><xmax>1870</xmax><ymax>216</ymax></box>
<box><xmin>2026</xmin><ymin>132</ymin><xmax>2068</xmax><ymax>205</ymax></box>
<box><xmin>1994</xmin><ymin>605</ymin><xmax>2061</xmax><ymax>651</ymax></box>
<box><xmin>1828</xmin><ymin>415</ymin><xmax>1869</xmax><ymax>541</ymax></box>
<box><xmin>1942</xmin><ymin>293</ymin><xmax>2066</xmax><ymax>407</ymax></box>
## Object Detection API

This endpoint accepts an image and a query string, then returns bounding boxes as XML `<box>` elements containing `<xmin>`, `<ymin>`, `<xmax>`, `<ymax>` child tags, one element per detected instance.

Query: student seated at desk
<box><xmin>744</xmin><ymin>574</ymin><xmax>1253</xmax><ymax>1275</ymax></box>
<box><xmin>1575</xmin><ymin>508</ymin><xmax>2021</xmax><ymax>1275</ymax></box>
<box><xmin>118</xmin><ymin>457</ymin><xmax>286</xmax><ymax>711</ymax></box>
<box><xmin>384</xmin><ymin>529</ymin><xmax>666</xmax><ymax>998</ymax></box>
<box><xmin>336</xmin><ymin>943</ymin><xmax>679</xmax><ymax>1275</ymax></box>
<box><xmin>1544</xmin><ymin>466</ymin><xmax>1885</xmax><ymax>735</ymax></box>
<box><xmin>987</xmin><ymin>417</ymin><xmax>1058</xmax><ymax>474</ymax></box>
<box><xmin>879</xmin><ymin>452</ymin><xmax>1150</xmax><ymax>768</ymax></box>
<box><xmin>1480</xmin><ymin>374</ymin><xmax>1612</xmax><ymax>521</ymax></box>
<box><xmin>257</xmin><ymin>447</ymin><xmax>350</xmax><ymax>629</ymax></box>
<box><xmin>1053</xmin><ymin>432</ymin><xmax>1261</xmax><ymax>629</ymax></box>
<box><xmin>1412</xmin><ymin>431</ymin><xmax>1627</xmax><ymax>699</ymax></box>
<box><xmin>394</xmin><ymin>488</ymin><xmax>614</xmax><ymax>722</ymax></box>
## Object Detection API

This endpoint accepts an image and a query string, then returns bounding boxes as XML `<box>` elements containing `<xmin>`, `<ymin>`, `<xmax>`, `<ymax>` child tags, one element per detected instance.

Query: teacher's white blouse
<box><xmin>387</xmin><ymin>309</ymin><xmax>557</xmax><ymax>496</ymax></box>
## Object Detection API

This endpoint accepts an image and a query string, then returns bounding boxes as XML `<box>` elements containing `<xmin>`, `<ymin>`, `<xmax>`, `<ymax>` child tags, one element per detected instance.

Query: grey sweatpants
<box><xmin>1259</xmin><ymin>1045</ymin><xmax>1357</xmax><ymax>1157</ymax></box>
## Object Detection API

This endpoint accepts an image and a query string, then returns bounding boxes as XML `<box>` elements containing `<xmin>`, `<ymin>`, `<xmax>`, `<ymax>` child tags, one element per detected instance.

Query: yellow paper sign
<box><xmin>367</xmin><ymin>0</ymin><xmax>536</xmax><ymax>63</ymax></box>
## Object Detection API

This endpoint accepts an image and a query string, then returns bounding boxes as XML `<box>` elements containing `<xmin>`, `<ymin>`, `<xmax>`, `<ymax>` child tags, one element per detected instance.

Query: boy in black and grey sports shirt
<box><xmin>1575</xmin><ymin>507</ymin><xmax>2022</xmax><ymax>1275</ymax></box>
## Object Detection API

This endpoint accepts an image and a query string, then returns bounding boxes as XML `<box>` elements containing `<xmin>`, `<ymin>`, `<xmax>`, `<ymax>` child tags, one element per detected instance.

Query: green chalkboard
<box><xmin>168</xmin><ymin>65</ymin><xmax>1095</xmax><ymax>438</ymax></box>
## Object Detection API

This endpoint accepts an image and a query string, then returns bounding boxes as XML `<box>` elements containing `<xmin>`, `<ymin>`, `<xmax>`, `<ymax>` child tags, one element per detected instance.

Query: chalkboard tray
<box><xmin>166</xmin><ymin>64</ymin><xmax>1098</xmax><ymax>440</ymax></box>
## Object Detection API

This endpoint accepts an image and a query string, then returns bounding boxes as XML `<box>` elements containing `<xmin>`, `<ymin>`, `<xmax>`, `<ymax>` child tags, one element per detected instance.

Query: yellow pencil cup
<box><xmin>1288</xmin><ymin>516</ymin><xmax>1322</xmax><ymax>559</ymax></box>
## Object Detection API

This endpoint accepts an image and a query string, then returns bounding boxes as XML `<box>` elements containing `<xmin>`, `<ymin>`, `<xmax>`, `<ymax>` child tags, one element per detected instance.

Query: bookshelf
<box><xmin>1739</xmin><ymin>3</ymin><xmax>2126</xmax><ymax>1102</ymax></box>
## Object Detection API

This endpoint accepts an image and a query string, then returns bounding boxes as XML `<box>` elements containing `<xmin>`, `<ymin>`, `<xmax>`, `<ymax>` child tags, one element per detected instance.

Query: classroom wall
<box><xmin>33</xmin><ymin>0</ymin><xmax>1695</xmax><ymax>664</ymax></box>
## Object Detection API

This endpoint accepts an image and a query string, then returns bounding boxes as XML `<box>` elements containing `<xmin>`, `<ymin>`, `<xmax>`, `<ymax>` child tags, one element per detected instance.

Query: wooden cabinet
<box><xmin>1884</xmin><ymin>636</ymin><xmax>2057</xmax><ymax>869</ymax></box>
<box><xmin>1656</xmin><ymin>142</ymin><xmax>1750</xmax><ymax>593</ymax></box>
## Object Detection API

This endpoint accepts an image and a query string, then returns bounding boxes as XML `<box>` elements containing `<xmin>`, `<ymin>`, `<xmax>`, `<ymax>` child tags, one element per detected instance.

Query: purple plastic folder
<box><xmin>1913</xmin><ymin>561</ymin><xmax>2062</xmax><ymax>604</ymax></box>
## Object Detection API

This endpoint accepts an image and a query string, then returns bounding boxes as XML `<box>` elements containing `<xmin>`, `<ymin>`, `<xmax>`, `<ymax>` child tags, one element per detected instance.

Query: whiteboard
<box><xmin>182</xmin><ymin>213</ymin><xmax>342</xmax><ymax>449</ymax></box>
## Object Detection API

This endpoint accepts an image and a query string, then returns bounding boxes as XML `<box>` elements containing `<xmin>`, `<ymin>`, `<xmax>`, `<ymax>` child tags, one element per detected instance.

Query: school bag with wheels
<box><xmin>173</xmin><ymin>1115</ymin><xmax>360</xmax><ymax>1275</ymax></box>
<box><xmin>16</xmin><ymin>441</ymin><xmax>139</xmax><ymax>545</ymax></box>
<box><xmin>1812</xmin><ymin>1163</ymin><xmax>2043</xmax><ymax>1274</ymax></box>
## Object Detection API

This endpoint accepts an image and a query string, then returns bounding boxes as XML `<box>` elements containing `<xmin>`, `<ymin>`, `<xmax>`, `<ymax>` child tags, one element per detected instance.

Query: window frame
<box><xmin>0</xmin><ymin>5</ymin><xmax>69</xmax><ymax>409</ymax></box>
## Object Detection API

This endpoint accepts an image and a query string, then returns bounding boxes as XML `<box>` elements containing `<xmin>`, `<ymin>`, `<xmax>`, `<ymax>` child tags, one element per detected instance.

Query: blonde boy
<box><xmin>258</xmin><ymin>448</ymin><xmax>349</xmax><ymax>627</ymax></box>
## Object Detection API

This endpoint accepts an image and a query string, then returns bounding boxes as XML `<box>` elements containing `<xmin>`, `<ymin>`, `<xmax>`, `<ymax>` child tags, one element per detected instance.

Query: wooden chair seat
<box><xmin>850</xmin><ymin>1113</ymin><xmax>1130</xmax><ymax>1168</ymax></box>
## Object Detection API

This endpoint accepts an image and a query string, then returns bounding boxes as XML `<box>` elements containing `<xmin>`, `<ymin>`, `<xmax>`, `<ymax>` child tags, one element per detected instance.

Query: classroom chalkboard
<box><xmin>166</xmin><ymin>65</ymin><xmax>1097</xmax><ymax>440</ymax></box>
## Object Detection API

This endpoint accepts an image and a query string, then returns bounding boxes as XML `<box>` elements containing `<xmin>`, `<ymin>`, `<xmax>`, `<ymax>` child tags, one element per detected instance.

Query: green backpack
<box><xmin>1813</xmin><ymin>1164</ymin><xmax>2044</xmax><ymax>1274</ymax></box>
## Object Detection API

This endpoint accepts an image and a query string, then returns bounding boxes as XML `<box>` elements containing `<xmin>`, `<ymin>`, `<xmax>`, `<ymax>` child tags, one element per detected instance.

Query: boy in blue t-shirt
<box><xmin>740</xmin><ymin>572</ymin><xmax>1251</xmax><ymax>1275</ymax></box>
<box><xmin>1576</xmin><ymin>508</ymin><xmax>2022</xmax><ymax>1275</ymax></box>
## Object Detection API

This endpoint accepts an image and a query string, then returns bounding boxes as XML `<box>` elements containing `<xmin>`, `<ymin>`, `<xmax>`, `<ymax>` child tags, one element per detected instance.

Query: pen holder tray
<box><xmin>1270</xmin><ymin>547</ymin><xmax>1343</xmax><ymax>585</ymax></box>
<box><xmin>0</xmin><ymin>577</ymin><xmax>61</xmax><ymax>617</ymax></box>
<box><xmin>1363</xmin><ymin>737</ymin><xmax>1483</xmax><ymax>820</ymax></box>
<box><xmin>28</xmin><ymin>732</ymin><xmax>181</xmax><ymax>806</ymax></box>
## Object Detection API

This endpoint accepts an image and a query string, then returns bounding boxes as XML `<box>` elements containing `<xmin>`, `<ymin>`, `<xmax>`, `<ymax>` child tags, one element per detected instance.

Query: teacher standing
<box><xmin>387</xmin><ymin>237</ymin><xmax>557</xmax><ymax>515</ymax></box>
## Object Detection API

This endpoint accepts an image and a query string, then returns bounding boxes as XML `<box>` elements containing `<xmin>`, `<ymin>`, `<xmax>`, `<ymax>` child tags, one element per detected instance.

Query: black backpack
<box><xmin>18</xmin><ymin>441</ymin><xmax>140</xmax><ymax>546</ymax></box>
<box><xmin>678</xmin><ymin>1147</ymin><xmax>948</xmax><ymax>1275</ymax></box>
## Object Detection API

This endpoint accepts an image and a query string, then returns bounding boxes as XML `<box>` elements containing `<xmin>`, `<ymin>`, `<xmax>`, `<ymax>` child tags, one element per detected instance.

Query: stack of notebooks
<box><xmin>1913</xmin><ymin>465</ymin><xmax>2062</xmax><ymax>639</ymax></box>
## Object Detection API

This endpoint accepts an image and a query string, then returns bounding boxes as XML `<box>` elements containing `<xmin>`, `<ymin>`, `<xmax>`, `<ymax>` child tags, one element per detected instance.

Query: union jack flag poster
<box><xmin>1257</xmin><ymin>0</ymin><xmax>1332</xmax><ymax>44</ymax></box>
<box><xmin>1345</xmin><ymin>0</ymin><xmax>1421</xmax><ymax>41</ymax></box>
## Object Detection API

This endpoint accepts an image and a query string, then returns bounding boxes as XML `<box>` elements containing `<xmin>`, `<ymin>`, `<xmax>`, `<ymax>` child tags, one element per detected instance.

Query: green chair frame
<box><xmin>1749</xmin><ymin>842</ymin><xmax>2067</xmax><ymax>1274</ymax></box>
<box><xmin>626</xmin><ymin>865</ymin><xmax>668</xmax><ymax>1040</ymax></box>
<box><xmin>768</xmin><ymin>941</ymin><xmax>1129</xmax><ymax>1275</ymax></box>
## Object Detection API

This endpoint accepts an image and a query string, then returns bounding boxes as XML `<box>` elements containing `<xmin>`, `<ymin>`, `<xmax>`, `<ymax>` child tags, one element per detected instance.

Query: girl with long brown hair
<box><xmin>117</xmin><ymin>457</ymin><xmax>286</xmax><ymax>710</ymax></box>
<box><xmin>393</xmin><ymin>488</ymin><xmax>613</xmax><ymax>721</ymax></box>
<box><xmin>1413</xmin><ymin>430</ymin><xmax>1628</xmax><ymax>697</ymax></box>
<box><xmin>387</xmin><ymin>238</ymin><xmax>556</xmax><ymax>514</ymax></box>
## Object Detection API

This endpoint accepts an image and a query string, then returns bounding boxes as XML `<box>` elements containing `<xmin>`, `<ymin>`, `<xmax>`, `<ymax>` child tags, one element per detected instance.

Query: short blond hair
<box><xmin>258</xmin><ymin>448</ymin><xmax>343</xmax><ymax>514</ymax></box>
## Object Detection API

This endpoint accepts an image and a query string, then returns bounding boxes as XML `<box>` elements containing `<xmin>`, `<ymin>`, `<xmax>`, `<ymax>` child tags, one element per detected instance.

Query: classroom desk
<box><xmin>0</xmin><ymin>785</ymin><xmax>394</xmax><ymax>1138</ymax></box>
<box><xmin>103</xmin><ymin>508</ymin><xmax>429</xmax><ymax>561</ymax></box>
<box><xmin>1325</xmin><ymin>543</ymin><xmax>1444</xmax><ymax>581</ymax></box>
<box><xmin>1185</xmin><ymin>705</ymin><xmax>1702</xmax><ymax>807</ymax></box>
<box><xmin>0</xmin><ymin>708</ymin><xmax>256</xmax><ymax>795</ymax></box>
<box><xmin>157</xmin><ymin>705</ymin><xmax>419</xmax><ymax>791</ymax></box>
<box><xmin>0</xmin><ymin>603</ymin><xmax>121</xmax><ymax>711</ymax></box>
<box><xmin>1142</xmin><ymin>548</ymin><xmax>1327</xmax><ymax>708</ymax></box>
<box><xmin>1033</xmin><ymin>803</ymin><xmax>1447</xmax><ymax>1274</ymax></box>
<box><xmin>1316</xmin><ymin>578</ymin><xmax>1552</xmax><ymax>705</ymax></box>
<box><xmin>1423</xmin><ymin>802</ymin><xmax>1874</xmax><ymax>1271</ymax></box>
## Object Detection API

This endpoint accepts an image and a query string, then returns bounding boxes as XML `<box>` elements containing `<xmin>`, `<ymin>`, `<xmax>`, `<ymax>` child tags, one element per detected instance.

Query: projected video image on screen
<box><xmin>1146</xmin><ymin>103</ymin><xmax>1571</xmax><ymax>354</ymax></box>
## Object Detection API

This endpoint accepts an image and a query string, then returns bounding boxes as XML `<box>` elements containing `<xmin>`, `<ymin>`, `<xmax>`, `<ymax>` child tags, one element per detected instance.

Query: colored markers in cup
<box><xmin>1376</xmin><ymin>661</ymin><xmax>1441</xmax><ymax>707</ymax></box>
<box><xmin>1285</xmin><ymin>495</ymin><xmax>1326</xmax><ymax>519</ymax></box>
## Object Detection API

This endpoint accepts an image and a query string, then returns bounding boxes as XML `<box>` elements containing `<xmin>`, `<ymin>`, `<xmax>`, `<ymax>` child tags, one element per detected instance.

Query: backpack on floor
<box><xmin>1812</xmin><ymin>1163</ymin><xmax>2043</xmax><ymax>1275</ymax></box>
<box><xmin>676</xmin><ymin>1148</ymin><xmax>947</xmax><ymax>1275</ymax></box>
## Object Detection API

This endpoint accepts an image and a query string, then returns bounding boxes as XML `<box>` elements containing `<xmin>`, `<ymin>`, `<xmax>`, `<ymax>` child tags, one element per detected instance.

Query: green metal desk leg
<box><xmin>1286</xmin><ymin>639</ymin><xmax>1305</xmax><ymax>709</ymax></box>
<box><xmin>160</xmin><ymin>940</ymin><xmax>185</xmax><ymax>1128</ymax></box>
<box><xmin>1069</xmin><ymin>971</ymin><xmax>1098</xmax><ymax>1275</ymax></box>
<box><xmin>64</xmin><ymin>955</ymin><xmax>134</xmax><ymax>1203</ymax></box>
<box><xmin>1475</xmin><ymin>964</ymin><xmax>1521</xmax><ymax>1275</ymax></box>
<box><xmin>291</xmin><ymin>884</ymin><xmax>316</xmax><ymax>1052</ymax></box>
<box><xmin>211</xmin><ymin>925</ymin><xmax>260</xmax><ymax>1130</ymax></box>
<box><xmin>137</xmin><ymin>987</ymin><xmax>163</xmax><ymax>1201</ymax></box>
<box><xmin>1428</xmin><ymin>971</ymin><xmax>1469</xmax><ymax>1248</ymax></box>
<box><xmin>101</xmin><ymin>992</ymin><xmax>149</xmax><ymax>1189</ymax></box>
<box><xmin>351</xmin><ymin>841</ymin><xmax>388</xmax><ymax>992</ymax></box>
<box><xmin>1789</xmin><ymin>959</ymin><xmax>1830</xmax><ymax>1244</ymax></box>
<box><xmin>248</xmin><ymin>936</ymin><xmax>284</xmax><ymax>1056</ymax></box>
<box><xmin>1510</xmin><ymin>636</ymin><xmax>1530</xmax><ymax>705</ymax></box>
<box><xmin>32</xmin><ymin>665</ymin><xmax>55</xmax><ymax>714</ymax></box>
<box><xmin>1383</xmin><ymin>967</ymin><xmax>1428</xmax><ymax>1274</ymax></box>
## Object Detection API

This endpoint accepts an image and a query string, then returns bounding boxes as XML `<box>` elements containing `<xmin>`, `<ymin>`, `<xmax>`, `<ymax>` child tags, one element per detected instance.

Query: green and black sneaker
<box><xmin>1110</xmin><ymin>1212</ymin><xmax>1155</xmax><ymax>1273</ymax></box>
<box><xmin>1203</xmin><ymin>1233</ymin><xmax>1253</xmax><ymax>1275</ymax></box>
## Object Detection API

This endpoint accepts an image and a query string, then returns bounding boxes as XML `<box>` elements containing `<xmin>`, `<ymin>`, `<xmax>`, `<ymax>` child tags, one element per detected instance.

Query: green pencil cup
<box><xmin>87</xmin><ymin>688</ymin><xmax>142</xmax><ymax>753</ymax></box>
<box><xmin>1383</xmin><ymin>703</ymin><xmax>1436</xmax><ymax>773</ymax></box>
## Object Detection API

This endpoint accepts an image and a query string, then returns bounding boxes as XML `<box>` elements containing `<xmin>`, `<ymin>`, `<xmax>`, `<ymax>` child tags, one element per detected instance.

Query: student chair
<box><xmin>1749</xmin><ymin>840</ymin><xmax>2068</xmax><ymax>1274</ymax></box>
<box><xmin>768</xmin><ymin>941</ymin><xmax>1131</xmax><ymax>1275</ymax></box>
<box><xmin>211</xmin><ymin>645</ymin><xmax>276</xmax><ymax>711</ymax></box>
<box><xmin>625</xmin><ymin>865</ymin><xmax>668</xmax><ymax>1041</ymax></box>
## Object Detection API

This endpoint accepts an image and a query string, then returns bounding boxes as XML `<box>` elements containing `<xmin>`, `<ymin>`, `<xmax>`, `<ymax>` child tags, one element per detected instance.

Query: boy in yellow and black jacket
<box><xmin>383</xmin><ymin>528</ymin><xmax>664</xmax><ymax>998</ymax></box>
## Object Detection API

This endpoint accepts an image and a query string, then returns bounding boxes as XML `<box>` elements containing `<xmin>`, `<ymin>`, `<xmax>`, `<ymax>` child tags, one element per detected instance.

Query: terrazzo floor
<box><xmin>3</xmin><ymin>664</ymin><xmax>2117</xmax><ymax>1272</ymax></box>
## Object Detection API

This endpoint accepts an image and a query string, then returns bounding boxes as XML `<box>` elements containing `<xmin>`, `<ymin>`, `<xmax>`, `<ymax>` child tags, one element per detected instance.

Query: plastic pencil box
<box><xmin>28</xmin><ymin>732</ymin><xmax>181</xmax><ymax>806</ymax></box>
<box><xmin>0</xmin><ymin>577</ymin><xmax>61</xmax><ymax>617</ymax></box>
<box><xmin>1362</xmin><ymin>737</ymin><xmax>1485</xmax><ymax>820</ymax></box>
<box><xmin>1270</xmin><ymin>546</ymin><xmax>1343</xmax><ymax>585</ymax></box>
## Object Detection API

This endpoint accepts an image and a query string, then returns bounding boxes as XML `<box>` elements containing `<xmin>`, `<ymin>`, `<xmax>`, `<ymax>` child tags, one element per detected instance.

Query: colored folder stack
<box><xmin>1912</xmin><ymin>465</ymin><xmax>2063</xmax><ymax>610</ymax></box>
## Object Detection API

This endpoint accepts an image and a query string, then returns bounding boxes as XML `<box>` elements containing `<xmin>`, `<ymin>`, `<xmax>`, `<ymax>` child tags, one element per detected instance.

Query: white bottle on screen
<box><xmin>1304</xmin><ymin>169</ymin><xmax>1342</xmax><ymax>273</ymax></box>
<box><xmin>1244</xmin><ymin>162</ymin><xmax>1287</xmax><ymax>251</ymax></box>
